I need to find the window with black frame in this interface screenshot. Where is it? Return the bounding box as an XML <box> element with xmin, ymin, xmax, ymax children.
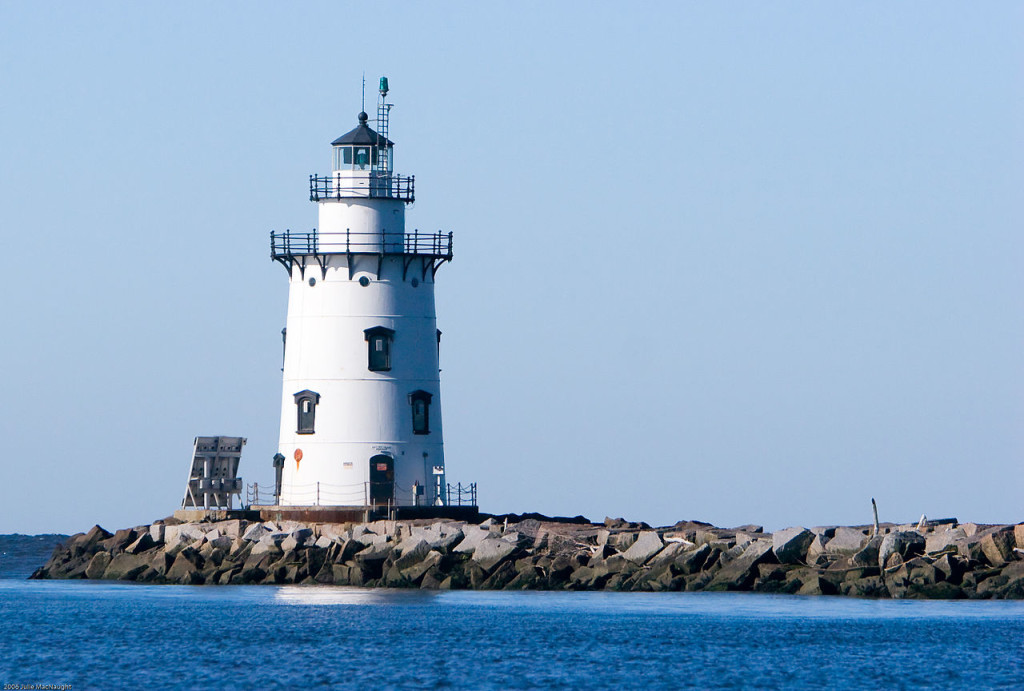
<box><xmin>293</xmin><ymin>390</ymin><xmax>320</xmax><ymax>434</ymax></box>
<box><xmin>409</xmin><ymin>390</ymin><xmax>432</xmax><ymax>435</ymax></box>
<box><xmin>364</xmin><ymin>326</ymin><xmax>395</xmax><ymax>372</ymax></box>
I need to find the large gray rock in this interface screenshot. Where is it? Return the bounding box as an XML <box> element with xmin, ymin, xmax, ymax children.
<box><xmin>850</xmin><ymin>535</ymin><xmax>883</xmax><ymax>567</ymax></box>
<box><xmin>401</xmin><ymin>550</ymin><xmax>442</xmax><ymax>583</ymax></box>
<box><xmin>393</xmin><ymin>539</ymin><xmax>431</xmax><ymax>571</ymax></box>
<box><xmin>251</xmin><ymin>534</ymin><xmax>285</xmax><ymax>557</ymax></box>
<box><xmin>879</xmin><ymin>531</ymin><xmax>925</xmax><ymax>570</ymax></box>
<box><xmin>84</xmin><ymin>552</ymin><xmax>111</xmax><ymax>579</ymax></box>
<box><xmin>825</xmin><ymin>527</ymin><xmax>869</xmax><ymax>555</ymax></box>
<box><xmin>242</xmin><ymin>523</ymin><xmax>273</xmax><ymax>543</ymax></box>
<box><xmin>772</xmin><ymin>527</ymin><xmax>814</xmax><ymax>565</ymax></box>
<box><xmin>925</xmin><ymin>527</ymin><xmax>967</xmax><ymax>554</ymax></box>
<box><xmin>706</xmin><ymin>539</ymin><xmax>775</xmax><ymax>591</ymax></box>
<box><xmin>674</xmin><ymin>544</ymin><xmax>714</xmax><ymax>575</ymax></box>
<box><xmin>208</xmin><ymin>535</ymin><xmax>233</xmax><ymax>552</ymax></box>
<box><xmin>212</xmin><ymin>519</ymin><xmax>246</xmax><ymax>539</ymax></box>
<box><xmin>103</xmin><ymin>553</ymin><xmax>150</xmax><ymax>581</ymax></box>
<box><xmin>453</xmin><ymin>526</ymin><xmax>490</xmax><ymax>554</ymax></box>
<box><xmin>622</xmin><ymin>531</ymin><xmax>664</xmax><ymax>565</ymax></box>
<box><xmin>979</xmin><ymin>527</ymin><xmax>1015</xmax><ymax>566</ymax></box>
<box><xmin>472</xmin><ymin>536</ymin><xmax>517</xmax><ymax>572</ymax></box>
<box><xmin>125</xmin><ymin>533</ymin><xmax>157</xmax><ymax>555</ymax></box>
<box><xmin>165</xmin><ymin>523</ymin><xmax>205</xmax><ymax>547</ymax></box>
<box><xmin>806</xmin><ymin>535</ymin><xmax>830</xmax><ymax>565</ymax></box>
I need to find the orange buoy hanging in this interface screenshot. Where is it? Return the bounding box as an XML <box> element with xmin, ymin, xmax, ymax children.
<box><xmin>294</xmin><ymin>448</ymin><xmax>303</xmax><ymax>470</ymax></box>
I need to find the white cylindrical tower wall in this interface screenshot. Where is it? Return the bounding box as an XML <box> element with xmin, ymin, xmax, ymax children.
<box><xmin>316</xmin><ymin>197</ymin><xmax>406</xmax><ymax>253</ymax></box>
<box><xmin>277</xmin><ymin>252</ymin><xmax>445</xmax><ymax>507</ymax></box>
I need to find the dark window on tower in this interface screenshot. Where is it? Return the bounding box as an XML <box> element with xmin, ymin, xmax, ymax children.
<box><xmin>364</xmin><ymin>326</ymin><xmax>395</xmax><ymax>372</ymax></box>
<box><xmin>293</xmin><ymin>390</ymin><xmax>320</xmax><ymax>434</ymax></box>
<box><xmin>409</xmin><ymin>390</ymin><xmax>432</xmax><ymax>435</ymax></box>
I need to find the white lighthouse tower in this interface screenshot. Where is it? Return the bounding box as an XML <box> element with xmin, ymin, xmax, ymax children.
<box><xmin>270</xmin><ymin>78</ymin><xmax>454</xmax><ymax>516</ymax></box>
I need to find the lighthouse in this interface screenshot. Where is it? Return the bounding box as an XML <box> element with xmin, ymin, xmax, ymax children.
<box><xmin>269</xmin><ymin>78</ymin><xmax>454</xmax><ymax>516</ymax></box>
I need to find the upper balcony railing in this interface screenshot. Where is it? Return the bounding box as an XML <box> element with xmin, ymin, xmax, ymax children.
<box><xmin>309</xmin><ymin>174</ymin><xmax>415</xmax><ymax>203</ymax></box>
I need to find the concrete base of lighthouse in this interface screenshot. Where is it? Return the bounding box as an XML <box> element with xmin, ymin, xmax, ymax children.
<box><xmin>250</xmin><ymin>504</ymin><xmax>479</xmax><ymax>524</ymax></box>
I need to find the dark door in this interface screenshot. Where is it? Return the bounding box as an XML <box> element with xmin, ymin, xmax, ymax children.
<box><xmin>369</xmin><ymin>455</ymin><xmax>394</xmax><ymax>507</ymax></box>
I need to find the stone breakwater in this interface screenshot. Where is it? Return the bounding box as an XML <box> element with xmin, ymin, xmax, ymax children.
<box><xmin>30</xmin><ymin>516</ymin><xmax>1024</xmax><ymax>599</ymax></box>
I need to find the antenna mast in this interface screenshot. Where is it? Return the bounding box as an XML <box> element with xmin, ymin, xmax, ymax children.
<box><xmin>376</xmin><ymin>76</ymin><xmax>392</xmax><ymax>175</ymax></box>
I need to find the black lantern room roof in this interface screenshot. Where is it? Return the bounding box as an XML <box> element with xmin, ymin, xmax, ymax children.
<box><xmin>331</xmin><ymin>112</ymin><xmax>394</xmax><ymax>148</ymax></box>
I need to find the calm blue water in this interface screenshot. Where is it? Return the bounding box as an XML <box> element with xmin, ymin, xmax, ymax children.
<box><xmin>2</xmin><ymin>538</ymin><xmax>1024</xmax><ymax>689</ymax></box>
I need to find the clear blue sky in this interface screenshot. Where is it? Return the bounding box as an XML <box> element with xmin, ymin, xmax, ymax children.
<box><xmin>1</xmin><ymin>3</ymin><xmax>1020</xmax><ymax>534</ymax></box>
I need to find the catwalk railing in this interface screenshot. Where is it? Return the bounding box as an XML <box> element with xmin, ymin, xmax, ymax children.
<box><xmin>270</xmin><ymin>229</ymin><xmax>453</xmax><ymax>259</ymax></box>
<box><xmin>245</xmin><ymin>479</ymin><xmax>476</xmax><ymax>508</ymax></box>
<box><xmin>309</xmin><ymin>174</ymin><xmax>414</xmax><ymax>202</ymax></box>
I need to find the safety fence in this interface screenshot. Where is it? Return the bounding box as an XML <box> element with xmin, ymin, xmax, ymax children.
<box><xmin>245</xmin><ymin>479</ymin><xmax>475</xmax><ymax>508</ymax></box>
<box><xmin>309</xmin><ymin>174</ymin><xmax>414</xmax><ymax>202</ymax></box>
<box><xmin>270</xmin><ymin>228</ymin><xmax>453</xmax><ymax>259</ymax></box>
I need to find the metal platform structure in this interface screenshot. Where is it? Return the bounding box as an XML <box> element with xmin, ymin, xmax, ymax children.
<box><xmin>181</xmin><ymin>436</ymin><xmax>245</xmax><ymax>511</ymax></box>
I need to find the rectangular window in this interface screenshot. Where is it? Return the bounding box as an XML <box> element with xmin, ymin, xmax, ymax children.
<box><xmin>294</xmin><ymin>390</ymin><xmax>320</xmax><ymax>434</ymax></box>
<box><xmin>365</xmin><ymin>327</ymin><xmax>394</xmax><ymax>372</ymax></box>
<box><xmin>409</xmin><ymin>390</ymin><xmax>433</xmax><ymax>435</ymax></box>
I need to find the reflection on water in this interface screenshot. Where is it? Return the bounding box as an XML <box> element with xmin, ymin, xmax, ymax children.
<box><xmin>7</xmin><ymin>579</ymin><xmax>1024</xmax><ymax>621</ymax></box>
<box><xmin>272</xmin><ymin>585</ymin><xmax>440</xmax><ymax>606</ymax></box>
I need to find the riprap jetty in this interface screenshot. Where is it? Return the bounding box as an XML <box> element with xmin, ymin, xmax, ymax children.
<box><xmin>31</xmin><ymin>516</ymin><xmax>1024</xmax><ymax>599</ymax></box>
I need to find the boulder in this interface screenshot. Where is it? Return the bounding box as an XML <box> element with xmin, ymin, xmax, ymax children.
<box><xmin>149</xmin><ymin>523</ymin><xmax>166</xmax><ymax>544</ymax></box>
<box><xmin>472</xmin><ymin>536</ymin><xmax>518</xmax><ymax>572</ymax></box>
<box><xmin>925</xmin><ymin>528</ymin><xmax>967</xmax><ymax>554</ymax></box>
<box><xmin>212</xmin><ymin>520</ymin><xmax>246</xmax><ymax>539</ymax></box>
<box><xmin>825</xmin><ymin>527</ymin><xmax>869</xmax><ymax>555</ymax></box>
<box><xmin>453</xmin><ymin>525</ymin><xmax>491</xmax><ymax>554</ymax></box>
<box><xmin>242</xmin><ymin>523</ymin><xmax>273</xmax><ymax>542</ymax></box>
<box><xmin>208</xmin><ymin>535</ymin><xmax>233</xmax><ymax>552</ymax></box>
<box><xmin>806</xmin><ymin>535</ymin><xmax>830</xmax><ymax>566</ymax></box>
<box><xmin>906</xmin><ymin>582</ymin><xmax>966</xmax><ymax>599</ymax></box>
<box><xmin>401</xmin><ymin>550</ymin><xmax>442</xmax><ymax>583</ymax></box>
<box><xmin>839</xmin><ymin>576</ymin><xmax>888</xmax><ymax>598</ymax></box>
<box><xmin>705</xmin><ymin>540</ymin><xmax>775</xmax><ymax>591</ymax></box>
<box><xmin>569</xmin><ymin>564</ymin><xmax>611</xmax><ymax>590</ymax></box>
<box><xmin>674</xmin><ymin>544</ymin><xmax>713</xmax><ymax>575</ymax></box>
<box><xmin>393</xmin><ymin>539</ymin><xmax>431</xmax><ymax>571</ymax></box>
<box><xmin>979</xmin><ymin>527</ymin><xmax>1015</xmax><ymax>566</ymax></box>
<box><xmin>67</xmin><ymin>525</ymin><xmax>112</xmax><ymax>559</ymax></box>
<box><xmin>336</xmin><ymin>539</ymin><xmax>368</xmax><ymax>563</ymax></box>
<box><xmin>101</xmin><ymin>553</ymin><xmax>150</xmax><ymax>581</ymax></box>
<box><xmin>166</xmin><ymin>550</ymin><xmax>203</xmax><ymax>584</ymax></box>
<box><xmin>125</xmin><ymin>533</ymin><xmax>157</xmax><ymax>555</ymax></box>
<box><xmin>772</xmin><ymin>527</ymin><xmax>814</xmax><ymax>565</ymax></box>
<box><xmin>647</xmin><ymin>542</ymin><xmax>686</xmax><ymax>567</ymax></box>
<box><xmin>621</xmin><ymin>531</ymin><xmax>664</xmax><ymax>565</ymax></box>
<box><xmin>932</xmin><ymin>553</ymin><xmax>967</xmax><ymax>585</ymax></box>
<box><xmin>850</xmin><ymin>536</ymin><xmax>883</xmax><ymax>567</ymax></box>
<box><xmin>879</xmin><ymin>531</ymin><xmax>925</xmax><ymax>571</ymax></box>
<box><xmin>796</xmin><ymin>575</ymin><xmax>838</xmax><ymax>596</ymax></box>
<box><xmin>608</xmin><ymin>532</ymin><xmax>639</xmax><ymax>551</ymax></box>
<box><xmin>84</xmin><ymin>552</ymin><xmax>112</xmax><ymax>579</ymax></box>
<box><xmin>251</xmin><ymin>535</ymin><xmax>284</xmax><ymax>558</ymax></box>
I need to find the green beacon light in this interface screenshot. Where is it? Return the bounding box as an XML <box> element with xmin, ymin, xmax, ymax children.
<box><xmin>379</xmin><ymin>76</ymin><xmax>389</xmax><ymax>97</ymax></box>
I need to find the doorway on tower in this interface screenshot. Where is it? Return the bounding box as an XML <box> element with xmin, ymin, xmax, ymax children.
<box><xmin>368</xmin><ymin>455</ymin><xmax>394</xmax><ymax>509</ymax></box>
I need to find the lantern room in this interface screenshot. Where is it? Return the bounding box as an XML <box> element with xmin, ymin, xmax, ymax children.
<box><xmin>331</xmin><ymin>111</ymin><xmax>395</xmax><ymax>173</ymax></box>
